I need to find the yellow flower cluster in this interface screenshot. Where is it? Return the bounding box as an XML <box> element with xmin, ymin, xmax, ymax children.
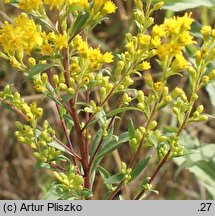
<box><xmin>0</xmin><ymin>14</ymin><xmax>43</xmax><ymax>54</ymax></box>
<box><xmin>47</xmin><ymin>32</ymin><xmax>68</xmax><ymax>50</ymax></box>
<box><xmin>19</xmin><ymin>0</ymin><xmax>43</xmax><ymax>11</ymax></box>
<box><xmin>93</xmin><ymin>0</ymin><xmax>117</xmax><ymax>14</ymax></box>
<box><xmin>5</xmin><ymin>0</ymin><xmax>89</xmax><ymax>10</ymax></box>
<box><xmin>155</xmin><ymin>13</ymin><xmax>194</xmax><ymax>61</ymax></box>
<box><xmin>43</xmin><ymin>0</ymin><xmax>89</xmax><ymax>10</ymax></box>
<box><xmin>0</xmin><ymin>85</ymin><xmax>43</xmax><ymax>126</ymax></box>
<box><xmin>54</xmin><ymin>170</ymin><xmax>84</xmax><ymax>191</ymax></box>
<box><xmin>70</xmin><ymin>35</ymin><xmax>114</xmax><ymax>86</ymax></box>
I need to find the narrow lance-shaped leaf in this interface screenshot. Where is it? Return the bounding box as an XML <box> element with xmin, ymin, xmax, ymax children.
<box><xmin>104</xmin><ymin>173</ymin><xmax>125</xmax><ymax>184</ymax></box>
<box><xmin>107</xmin><ymin>107</ymin><xmax>141</xmax><ymax>117</ymax></box>
<box><xmin>28</xmin><ymin>63</ymin><xmax>57</xmax><ymax>79</ymax></box>
<box><xmin>69</xmin><ymin>11</ymin><xmax>89</xmax><ymax>38</ymax></box>
<box><xmin>130</xmin><ymin>157</ymin><xmax>151</xmax><ymax>182</ymax></box>
<box><xmin>97</xmin><ymin>132</ymin><xmax>129</xmax><ymax>159</ymax></box>
<box><xmin>128</xmin><ymin>118</ymin><xmax>135</xmax><ymax>139</ymax></box>
<box><xmin>91</xmin><ymin>132</ymin><xmax>129</xmax><ymax>174</ymax></box>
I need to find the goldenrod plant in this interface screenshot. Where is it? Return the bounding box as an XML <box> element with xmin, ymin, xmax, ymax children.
<box><xmin>0</xmin><ymin>0</ymin><xmax>215</xmax><ymax>199</ymax></box>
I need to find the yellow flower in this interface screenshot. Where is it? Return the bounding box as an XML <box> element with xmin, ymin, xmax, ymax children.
<box><xmin>0</xmin><ymin>14</ymin><xmax>43</xmax><ymax>54</ymax></box>
<box><xmin>41</xmin><ymin>44</ymin><xmax>53</xmax><ymax>55</ymax></box>
<box><xmin>201</xmin><ymin>25</ymin><xmax>212</xmax><ymax>39</ymax></box>
<box><xmin>150</xmin><ymin>36</ymin><xmax>161</xmax><ymax>47</ymax></box>
<box><xmin>211</xmin><ymin>29</ymin><xmax>215</xmax><ymax>38</ymax></box>
<box><xmin>163</xmin><ymin>12</ymin><xmax>194</xmax><ymax>35</ymax></box>
<box><xmin>179</xmin><ymin>31</ymin><xmax>194</xmax><ymax>46</ymax></box>
<box><xmin>68</xmin><ymin>0</ymin><xmax>89</xmax><ymax>8</ymax></box>
<box><xmin>103</xmin><ymin>52</ymin><xmax>114</xmax><ymax>63</ymax></box>
<box><xmin>152</xmin><ymin>25</ymin><xmax>166</xmax><ymax>37</ymax></box>
<box><xmin>47</xmin><ymin>33</ymin><xmax>68</xmax><ymax>50</ymax></box>
<box><xmin>90</xmin><ymin>62</ymin><xmax>101</xmax><ymax>71</ymax></box>
<box><xmin>19</xmin><ymin>0</ymin><xmax>43</xmax><ymax>11</ymax></box>
<box><xmin>26</xmin><ymin>112</ymin><xmax>34</xmax><ymax>122</ymax></box>
<box><xmin>43</xmin><ymin>0</ymin><xmax>63</xmax><ymax>9</ymax></box>
<box><xmin>102</xmin><ymin>1</ymin><xmax>117</xmax><ymax>14</ymax></box>
<box><xmin>28</xmin><ymin>57</ymin><xmax>36</xmax><ymax>67</ymax></box>
<box><xmin>89</xmin><ymin>48</ymin><xmax>103</xmax><ymax>62</ymax></box>
<box><xmin>54</xmin><ymin>34</ymin><xmax>68</xmax><ymax>50</ymax></box>
<box><xmin>138</xmin><ymin>61</ymin><xmax>151</xmax><ymax>71</ymax></box>
<box><xmin>156</xmin><ymin>45</ymin><xmax>168</xmax><ymax>59</ymax></box>
<box><xmin>139</xmin><ymin>34</ymin><xmax>151</xmax><ymax>47</ymax></box>
<box><xmin>154</xmin><ymin>82</ymin><xmax>163</xmax><ymax>91</ymax></box>
<box><xmin>74</xmin><ymin>36</ymin><xmax>89</xmax><ymax>57</ymax></box>
<box><xmin>172</xmin><ymin>54</ymin><xmax>189</xmax><ymax>70</ymax></box>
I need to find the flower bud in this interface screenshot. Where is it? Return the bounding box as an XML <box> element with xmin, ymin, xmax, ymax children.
<box><xmin>202</xmin><ymin>76</ymin><xmax>209</xmax><ymax>84</ymax></box>
<box><xmin>173</xmin><ymin>107</ymin><xmax>179</xmax><ymax>115</ymax></box>
<box><xmin>26</xmin><ymin>112</ymin><xmax>34</xmax><ymax>122</ymax></box>
<box><xmin>136</xmin><ymin>90</ymin><xmax>144</xmax><ymax>103</ymax></box>
<box><xmin>59</xmin><ymin>83</ymin><xmax>68</xmax><ymax>91</ymax></box>
<box><xmin>134</xmin><ymin>0</ymin><xmax>143</xmax><ymax>10</ymax></box>
<box><xmin>139</xmin><ymin>126</ymin><xmax>146</xmax><ymax>134</ymax></box>
<box><xmin>148</xmin><ymin>120</ymin><xmax>157</xmax><ymax>130</ymax></box>
<box><xmin>67</xmin><ymin>87</ymin><xmax>74</xmax><ymax>95</ymax></box>
<box><xmin>171</xmin><ymin>87</ymin><xmax>183</xmax><ymax>98</ymax></box>
<box><xmin>197</xmin><ymin>105</ymin><xmax>204</xmax><ymax>113</ymax></box>
<box><xmin>33</xmin><ymin>152</ymin><xmax>41</xmax><ymax>160</ymax></box>
<box><xmin>163</xmin><ymin>95</ymin><xmax>172</xmax><ymax>103</ymax></box>
<box><xmin>209</xmin><ymin>70</ymin><xmax>215</xmax><ymax>80</ymax></box>
<box><xmin>137</xmin><ymin>102</ymin><xmax>145</xmax><ymax>111</ymax></box>
<box><xmin>41</xmin><ymin>73</ymin><xmax>48</xmax><ymax>83</ymax></box>
<box><xmin>17</xmin><ymin>136</ymin><xmax>25</xmax><ymax>143</ymax></box>
<box><xmin>152</xmin><ymin>1</ymin><xmax>164</xmax><ymax>11</ymax></box>
<box><xmin>115</xmin><ymin>61</ymin><xmax>125</xmax><ymax>79</ymax></box>
<box><xmin>199</xmin><ymin>115</ymin><xmax>208</xmax><ymax>121</ymax></box>
<box><xmin>28</xmin><ymin>57</ymin><xmax>36</xmax><ymax>67</ymax></box>
<box><xmin>144</xmin><ymin>73</ymin><xmax>153</xmax><ymax>88</ymax></box>
<box><xmin>36</xmin><ymin>107</ymin><xmax>43</xmax><ymax>118</ymax></box>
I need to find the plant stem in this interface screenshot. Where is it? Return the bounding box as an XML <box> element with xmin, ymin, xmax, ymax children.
<box><xmin>47</xmin><ymin>69</ymin><xmax>80</xmax><ymax>173</ymax></box>
<box><xmin>134</xmin><ymin>149</ymin><xmax>171</xmax><ymax>199</ymax></box>
<box><xmin>58</xmin><ymin>13</ymin><xmax>90</xmax><ymax>188</ymax></box>
<box><xmin>85</xmin><ymin>89</ymin><xmax>90</xmax><ymax>160</ymax></box>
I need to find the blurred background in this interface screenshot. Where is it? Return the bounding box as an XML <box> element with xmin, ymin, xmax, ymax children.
<box><xmin>0</xmin><ymin>0</ymin><xmax>215</xmax><ymax>199</ymax></box>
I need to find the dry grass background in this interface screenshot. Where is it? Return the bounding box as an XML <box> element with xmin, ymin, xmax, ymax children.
<box><xmin>0</xmin><ymin>0</ymin><xmax>215</xmax><ymax>200</ymax></box>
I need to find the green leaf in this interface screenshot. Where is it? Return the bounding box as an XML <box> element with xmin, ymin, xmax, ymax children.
<box><xmin>206</xmin><ymin>80</ymin><xmax>215</xmax><ymax>108</ymax></box>
<box><xmin>28</xmin><ymin>64</ymin><xmax>57</xmax><ymax>78</ymax></box>
<box><xmin>90</xmin><ymin>114</ymin><xmax>115</xmax><ymax>157</ymax></box>
<box><xmin>100</xmin><ymin>123</ymin><xmax>115</xmax><ymax>150</ymax></box>
<box><xmin>174</xmin><ymin>132</ymin><xmax>215</xmax><ymax>198</ymax></box>
<box><xmin>90</xmin><ymin>130</ymin><xmax>102</xmax><ymax>156</ymax></box>
<box><xmin>128</xmin><ymin>118</ymin><xmax>135</xmax><ymax>139</ymax></box>
<box><xmin>97</xmin><ymin>132</ymin><xmax>129</xmax><ymax>159</ymax></box>
<box><xmin>42</xmin><ymin>184</ymin><xmax>61</xmax><ymax>200</ymax></box>
<box><xmin>63</xmin><ymin>114</ymin><xmax>74</xmax><ymax>132</ymax></box>
<box><xmin>69</xmin><ymin>11</ymin><xmax>89</xmax><ymax>38</ymax></box>
<box><xmin>61</xmin><ymin>94</ymin><xmax>73</xmax><ymax>103</ymax></box>
<box><xmin>153</xmin><ymin>0</ymin><xmax>215</xmax><ymax>11</ymax></box>
<box><xmin>62</xmin><ymin>5</ymin><xmax>83</xmax><ymax>20</ymax></box>
<box><xmin>104</xmin><ymin>173</ymin><xmax>125</xmax><ymax>184</ymax></box>
<box><xmin>79</xmin><ymin>188</ymin><xmax>93</xmax><ymax>198</ymax></box>
<box><xmin>98</xmin><ymin>166</ymin><xmax>111</xmax><ymax>180</ymax></box>
<box><xmin>130</xmin><ymin>157</ymin><xmax>151</xmax><ymax>182</ymax></box>
<box><xmin>91</xmin><ymin>132</ymin><xmax>129</xmax><ymax>174</ymax></box>
<box><xmin>107</xmin><ymin>107</ymin><xmax>141</xmax><ymax>117</ymax></box>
